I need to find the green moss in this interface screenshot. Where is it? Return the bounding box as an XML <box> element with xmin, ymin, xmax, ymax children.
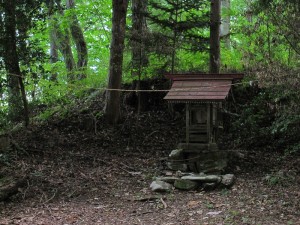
<box><xmin>174</xmin><ymin>179</ymin><xmax>198</xmax><ymax>190</ymax></box>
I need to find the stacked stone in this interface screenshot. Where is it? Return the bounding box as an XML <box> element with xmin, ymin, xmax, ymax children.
<box><xmin>150</xmin><ymin>173</ymin><xmax>235</xmax><ymax>192</ymax></box>
<box><xmin>166</xmin><ymin>149</ymin><xmax>188</xmax><ymax>172</ymax></box>
<box><xmin>150</xmin><ymin>148</ymin><xmax>235</xmax><ymax>192</ymax></box>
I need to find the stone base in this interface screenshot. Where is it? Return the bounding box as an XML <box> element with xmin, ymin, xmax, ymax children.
<box><xmin>177</xmin><ymin>143</ymin><xmax>228</xmax><ymax>173</ymax></box>
<box><xmin>151</xmin><ymin>173</ymin><xmax>236</xmax><ymax>192</ymax></box>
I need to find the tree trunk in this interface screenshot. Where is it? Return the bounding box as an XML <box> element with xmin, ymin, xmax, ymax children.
<box><xmin>66</xmin><ymin>0</ymin><xmax>88</xmax><ymax>79</ymax></box>
<box><xmin>50</xmin><ymin>31</ymin><xmax>59</xmax><ymax>81</ymax></box>
<box><xmin>171</xmin><ymin>11</ymin><xmax>178</xmax><ymax>74</ymax></box>
<box><xmin>220</xmin><ymin>0</ymin><xmax>230</xmax><ymax>48</ymax></box>
<box><xmin>48</xmin><ymin>0</ymin><xmax>59</xmax><ymax>81</ymax></box>
<box><xmin>210</xmin><ymin>0</ymin><xmax>221</xmax><ymax>73</ymax></box>
<box><xmin>3</xmin><ymin>0</ymin><xmax>29</xmax><ymax>126</ymax></box>
<box><xmin>53</xmin><ymin>24</ymin><xmax>76</xmax><ymax>80</ymax></box>
<box><xmin>52</xmin><ymin>0</ymin><xmax>76</xmax><ymax>81</ymax></box>
<box><xmin>105</xmin><ymin>0</ymin><xmax>129</xmax><ymax>124</ymax></box>
<box><xmin>131</xmin><ymin>0</ymin><xmax>148</xmax><ymax>113</ymax></box>
<box><xmin>131</xmin><ymin>0</ymin><xmax>148</xmax><ymax>71</ymax></box>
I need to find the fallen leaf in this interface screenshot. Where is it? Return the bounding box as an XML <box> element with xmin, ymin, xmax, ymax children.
<box><xmin>196</xmin><ymin>210</ymin><xmax>203</xmax><ymax>215</ymax></box>
<box><xmin>187</xmin><ymin>200</ymin><xmax>201</xmax><ymax>208</ymax></box>
<box><xmin>215</xmin><ymin>203</ymin><xmax>226</xmax><ymax>208</ymax></box>
<box><xmin>206</xmin><ymin>211</ymin><xmax>222</xmax><ymax>216</ymax></box>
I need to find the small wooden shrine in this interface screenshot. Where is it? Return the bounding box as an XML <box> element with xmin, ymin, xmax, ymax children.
<box><xmin>164</xmin><ymin>73</ymin><xmax>243</xmax><ymax>173</ymax></box>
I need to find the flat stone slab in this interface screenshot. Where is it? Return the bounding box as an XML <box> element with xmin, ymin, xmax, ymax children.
<box><xmin>174</xmin><ymin>179</ymin><xmax>198</xmax><ymax>190</ymax></box>
<box><xmin>181</xmin><ymin>174</ymin><xmax>221</xmax><ymax>183</ymax></box>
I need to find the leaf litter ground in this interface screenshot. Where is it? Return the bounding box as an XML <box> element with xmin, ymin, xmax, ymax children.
<box><xmin>0</xmin><ymin>99</ymin><xmax>299</xmax><ymax>225</ymax></box>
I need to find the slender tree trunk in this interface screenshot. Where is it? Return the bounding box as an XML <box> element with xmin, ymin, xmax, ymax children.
<box><xmin>105</xmin><ymin>0</ymin><xmax>129</xmax><ymax>124</ymax></box>
<box><xmin>3</xmin><ymin>1</ymin><xmax>20</xmax><ymax>111</ymax></box>
<box><xmin>171</xmin><ymin>0</ymin><xmax>180</xmax><ymax>74</ymax></box>
<box><xmin>50</xmin><ymin>32</ymin><xmax>59</xmax><ymax>81</ymax></box>
<box><xmin>220</xmin><ymin>0</ymin><xmax>230</xmax><ymax>48</ymax></box>
<box><xmin>3</xmin><ymin>0</ymin><xmax>29</xmax><ymax>126</ymax></box>
<box><xmin>48</xmin><ymin>0</ymin><xmax>59</xmax><ymax>81</ymax></box>
<box><xmin>53</xmin><ymin>21</ymin><xmax>76</xmax><ymax>80</ymax></box>
<box><xmin>171</xmin><ymin>15</ymin><xmax>177</xmax><ymax>74</ymax></box>
<box><xmin>18</xmin><ymin>75</ymin><xmax>29</xmax><ymax>126</ymax></box>
<box><xmin>210</xmin><ymin>0</ymin><xmax>221</xmax><ymax>73</ymax></box>
<box><xmin>66</xmin><ymin>0</ymin><xmax>88</xmax><ymax>79</ymax></box>
<box><xmin>52</xmin><ymin>0</ymin><xmax>76</xmax><ymax>81</ymax></box>
<box><xmin>266</xmin><ymin>20</ymin><xmax>272</xmax><ymax>61</ymax></box>
<box><xmin>50</xmin><ymin>36</ymin><xmax>59</xmax><ymax>65</ymax></box>
<box><xmin>131</xmin><ymin>0</ymin><xmax>148</xmax><ymax>70</ymax></box>
<box><xmin>131</xmin><ymin>0</ymin><xmax>148</xmax><ymax>113</ymax></box>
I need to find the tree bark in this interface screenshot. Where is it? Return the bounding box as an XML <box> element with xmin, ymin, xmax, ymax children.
<box><xmin>171</xmin><ymin>3</ymin><xmax>179</xmax><ymax>74</ymax></box>
<box><xmin>210</xmin><ymin>0</ymin><xmax>221</xmax><ymax>73</ymax></box>
<box><xmin>3</xmin><ymin>0</ymin><xmax>29</xmax><ymax>126</ymax></box>
<box><xmin>48</xmin><ymin>0</ymin><xmax>59</xmax><ymax>81</ymax></box>
<box><xmin>50</xmin><ymin>32</ymin><xmax>59</xmax><ymax>81</ymax></box>
<box><xmin>53</xmin><ymin>23</ymin><xmax>76</xmax><ymax>80</ymax></box>
<box><xmin>131</xmin><ymin>0</ymin><xmax>148</xmax><ymax>72</ymax></box>
<box><xmin>52</xmin><ymin>0</ymin><xmax>76</xmax><ymax>81</ymax></box>
<box><xmin>220</xmin><ymin>0</ymin><xmax>230</xmax><ymax>48</ymax></box>
<box><xmin>66</xmin><ymin>0</ymin><xmax>88</xmax><ymax>79</ymax></box>
<box><xmin>105</xmin><ymin>0</ymin><xmax>129</xmax><ymax>124</ymax></box>
<box><xmin>131</xmin><ymin>0</ymin><xmax>148</xmax><ymax>113</ymax></box>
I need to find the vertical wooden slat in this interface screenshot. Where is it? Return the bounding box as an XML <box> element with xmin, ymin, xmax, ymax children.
<box><xmin>214</xmin><ymin>104</ymin><xmax>218</xmax><ymax>142</ymax></box>
<box><xmin>186</xmin><ymin>103</ymin><xmax>190</xmax><ymax>145</ymax></box>
<box><xmin>211</xmin><ymin>103</ymin><xmax>213</xmax><ymax>142</ymax></box>
<box><xmin>207</xmin><ymin>103</ymin><xmax>211</xmax><ymax>143</ymax></box>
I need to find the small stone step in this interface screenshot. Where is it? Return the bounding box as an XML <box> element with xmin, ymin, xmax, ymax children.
<box><xmin>181</xmin><ymin>174</ymin><xmax>221</xmax><ymax>183</ymax></box>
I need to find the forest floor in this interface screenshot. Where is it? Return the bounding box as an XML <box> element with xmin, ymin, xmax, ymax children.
<box><xmin>0</xmin><ymin>93</ymin><xmax>299</xmax><ymax>225</ymax></box>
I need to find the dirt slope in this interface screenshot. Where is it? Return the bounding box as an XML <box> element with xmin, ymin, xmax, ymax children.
<box><xmin>0</xmin><ymin>95</ymin><xmax>299</xmax><ymax>225</ymax></box>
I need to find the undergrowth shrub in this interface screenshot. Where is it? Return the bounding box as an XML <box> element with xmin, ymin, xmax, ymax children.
<box><xmin>225</xmin><ymin>83</ymin><xmax>300</xmax><ymax>155</ymax></box>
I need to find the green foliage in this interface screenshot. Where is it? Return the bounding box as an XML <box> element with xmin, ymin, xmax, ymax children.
<box><xmin>224</xmin><ymin>83</ymin><xmax>300</xmax><ymax>154</ymax></box>
<box><xmin>265</xmin><ymin>170</ymin><xmax>297</xmax><ymax>186</ymax></box>
<box><xmin>0</xmin><ymin>0</ymin><xmax>298</xmax><ymax>157</ymax></box>
<box><xmin>220</xmin><ymin>188</ymin><xmax>229</xmax><ymax>196</ymax></box>
<box><xmin>218</xmin><ymin>0</ymin><xmax>300</xmax><ymax>154</ymax></box>
<box><xmin>176</xmin><ymin>50</ymin><xmax>209</xmax><ymax>72</ymax></box>
<box><xmin>205</xmin><ymin>201</ymin><xmax>214</xmax><ymax>209</ymax></box>
<box><xmin>75</xmin><ymin>0</ymin><xmax>112</xmax><ymax>73</ymax></box>
<box><xmin>144</xmin><ymin>0</ymin><xmax>210</xmax><ymax>72</ymax></box>
<box><xmin>36</xmin><ymin>104</ymin><xmax>69</xmax><ymax>121</ymax></box>
<box><xmin>0</xmin><ymin>107</ymin><xmax>9</xmax><ymax>130</ymax></box>
<box><xmin>266</xmin><ymin>173</ymin><xmax>283</xmax><ymax>186</ymax></box>
<box><xmin>221</xmin><ymin>47</ymin><xmax>243</xmax><ymax>71</ymax></box>
<box><xmin>228</xmin><ymin>88</ymin><xmax>275</xmax><ymax>149</ymax></box>
<box><xmin>271</xmin><ymin>113</ymin><xmax>300</xmax><ymax>154</ymax></box>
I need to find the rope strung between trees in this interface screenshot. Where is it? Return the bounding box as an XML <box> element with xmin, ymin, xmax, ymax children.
<box><xmin>3</xmin><ymin>72</ymin><xmax>256</xmax><ymax>93</ymax></box>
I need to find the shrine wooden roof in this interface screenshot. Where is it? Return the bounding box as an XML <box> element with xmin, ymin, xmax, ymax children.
<box><xmin>164</xmin><ymin>73</ymin><xmax>244</xmax><ymax>103</ymax></box>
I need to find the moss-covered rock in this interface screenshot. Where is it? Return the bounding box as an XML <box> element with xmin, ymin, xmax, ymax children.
<box><xmin>174</xmin><ymin>179</ymin><xmax>198</xmax><ymax>190</ymax></box>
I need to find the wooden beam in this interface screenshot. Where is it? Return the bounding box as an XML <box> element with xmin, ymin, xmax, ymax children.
<box><xmin>186</xmin><ymin>103</ymin><xmax>190</xmax><ymax>145</ymax></box>
<box><xmin>214</xmin><ymin>104</ymin><xmax>218</xmax><ymax>142</ymax></box>
<box><xmin>207</xmin><ymin>103</ymin><xmax>211</xmax><ymax>143</ymax></box>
